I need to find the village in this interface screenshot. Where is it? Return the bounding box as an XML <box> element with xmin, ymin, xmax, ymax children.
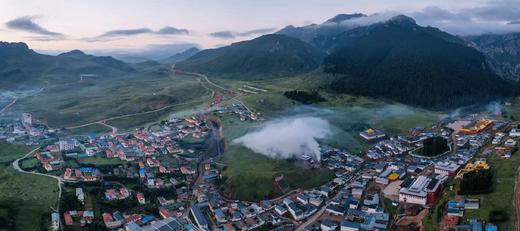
<box><xmin>0</xmin><ymin>102</ymin><xmax>517</xmax><ymax>231</ymax></box>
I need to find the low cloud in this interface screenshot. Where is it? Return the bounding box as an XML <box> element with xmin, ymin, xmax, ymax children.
<box><xmin>408</xmin><ymin>1</ymin><xmax>520</xmax><ymax>35</ymax></box>
<box><xmin>210</xmin><ymin>27</ymin><xmax>277</xmax><ymax>39</ymax></box>
<box><xmin>5</xmin><ymin>16</ymin><xmax>65</xmax><ymax>40</ymax></box>
<box><xmin>210</xmin><ymin>31</ymin><xmax>236</xmax><ymax>39</ymax></box>
<box><xmin>86</xmin><ymin>26</ymin><xmax>189</xmax><ymax>42</ymax></box>
<box><xmin>100</xmin><ymin>28</ymin><xmax>153</xmax><ymax>37</ymax></box>
<box><xmin>317</xmin><ymin>1</ymin><xmax>520</xmax><ymax>35</ymax></box>
<box><xmin>157</xmin><ymin>26</ymin><xmax>189</xmax><ymax>35</ymax></box>
<box><xmin>233</xmin><ymin>117</ymin><xmax>332</xmax><ymax>161</ymax></box>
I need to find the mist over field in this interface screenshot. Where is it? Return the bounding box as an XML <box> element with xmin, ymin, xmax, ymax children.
<box><xmin>233</xmin><ymin>116</ymin><xmax>332</xmax><ymax>161</ymax></box>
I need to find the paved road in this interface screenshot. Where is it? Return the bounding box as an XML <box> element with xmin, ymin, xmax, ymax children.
<box><xmin>175</xmin><ymin>69</ymin><xmax>253</xmax><ymax>113</ymax></box>
<box><xmin>513</xmin><ymin>166</ymin><xmax>520</xmax><ymax>231</ymax></box>
<box><xmin>0</xmin><ymin>97</ymin><xmax>17</xmax><ymax>114</ymax></box>
<box><xmin>65</xmin><ymin>101</ymin><xmax>197</xmax><ymax>130</ymax></box>
<box><xmin>12</xmin><ymin>147</ymin><xmax>75</xmax><ymax>231</ymax></box>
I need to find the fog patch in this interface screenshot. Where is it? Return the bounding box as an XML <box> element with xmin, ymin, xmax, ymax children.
<box><xmin>233</xmin><ymin>117</ymin><xmax>332</xmax><ymax>161</ymax></box>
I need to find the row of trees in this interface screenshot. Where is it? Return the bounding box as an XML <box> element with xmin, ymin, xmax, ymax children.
<box><xmin>459</xmin><ymin>169</ymin><xmax>494</xmax><ymax>195</ymax></box>
<box><xmin>283</xmin><ymin>90</ymin><xmax>325</xmax><ymax>104</ymax></box>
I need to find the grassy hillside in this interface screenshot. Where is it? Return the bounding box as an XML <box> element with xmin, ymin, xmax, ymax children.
<box><xmin>11</xmin><ymin>71</ymin><xmax>210</xmax><ymax>129</ymax></box>
<box><xmin>176</xmin><ymin>34</ymin><xmax>326</xmax><ymax>79</ymax></box>
<box><xmin>0</xmin><ymin>142</ymin><xmax>57</xmax><ymax>231</ymax></box>
<box><xmin>0</xmin><ymin>42</ymin><xmax>135</xmax><ymax>90</ymax></box>
<box><xmin>321</xmin><ymin>15</ymin><xmax>515</xmax><ymax>108</ymax></box>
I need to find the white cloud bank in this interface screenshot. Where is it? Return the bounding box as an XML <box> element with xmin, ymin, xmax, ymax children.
<box><xmin>233</xmin><ymin>117</ymin><xmax>332</xmax><ymax>161</ymax></box>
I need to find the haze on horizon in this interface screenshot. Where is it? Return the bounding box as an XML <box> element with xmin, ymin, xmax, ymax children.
<box><xmin>1</xmin><ymin>0</ymin><xmax>519</xmax><ymax>54</ymax></box>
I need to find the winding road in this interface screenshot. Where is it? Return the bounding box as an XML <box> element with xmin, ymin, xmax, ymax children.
<box><xmin>513</xmin><ymin>166</ymin><xmax>520</xmax><ymax>231</ymax></box>
<box><xmin>64</xmin><ymin>101</ymin><xmax>198</xmax><ymax>130</ymax></box>
<box><xmin>0</xmin><ymin>97</ymin><xmax>17</xmax><ymax>114</ymax></box>
<box><xmin>12</xmin><ymin>147</ymin><xmax>77</xmax><ymax>231</ymax></box>
<box><xmin>174</xmin><ymin>69</ymin><xmax>253</xmax><ymax>113</ymax></box>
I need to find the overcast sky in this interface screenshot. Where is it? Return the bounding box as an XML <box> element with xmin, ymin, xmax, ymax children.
<box><xmin>1</xmin><ymin>0</ymin><xmax>519</xmax><ymax>52</ymax></box>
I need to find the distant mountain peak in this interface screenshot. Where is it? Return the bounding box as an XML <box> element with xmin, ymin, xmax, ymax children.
<box><xmin>325</xmin><ymin>13</ymin><xmax>366</xmax><ymax>24</ymax></box>
<box><xmin>58</xmin><ymin>49</ymin><xmax>87</xmax><ymax>57</ymax></box>
<box><xmin>0</xmin><ymin>41</ymin><xmax>29</xmax><ymax>50</ymax></box>
<box><xmin>387</xmin><ymin>15</ymin><xmax>416</xmax><ymax>26</ymax></box>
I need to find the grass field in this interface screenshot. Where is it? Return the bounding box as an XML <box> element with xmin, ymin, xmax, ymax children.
<box><xmin>0</xmin><ymin>167</ymin><xmax>58</xmax><ymax>231</ymax></box>
<box><xmin>11</xmin><ymin>71</ymin><xmax>210</xmax><ymax>129</ymax></box>
<box><xmin>461</xmin><ymin>151</ymin><xmax>520</xmax><ymax>230</ymax></box>
<box><xmin>221</xmin><ymin>145</ymin><xmax>334</xmax><ymax>201</ymax></box>
<box><xmin>78</xmin><ymin>156</ymin><xmax>123</xmax><ymax>166</ymax></box>
<box><xmin>215</xmin><ymin>77</ymin><xmax>440</xmax><ymax>201</ymax></box>
<box><xmin>422</xmin><ymin>148</ymin><xmax>520</xmax><ymax>231</ymax></box>
<box><xmin>0</xmin><ymin>143</ymin><xmax>57</xmax><ymax>231</ymax></box>
<box><xmin>66</xmin><ymin>123</ymin><xmax>112</xmax><ymax>135</ymax></box>
<box><xmin>0</xmin><ymin>142</ymin><xmax>32</xmax><ymax>163</ymax></box>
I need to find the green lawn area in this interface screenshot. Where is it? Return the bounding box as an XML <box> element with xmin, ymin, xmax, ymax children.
<box><xmin>221</xmin><ymin>145</ymin><xmax>334</xmax><ymax>201</ymax></box>
<box><xmin>78</xmin><ymin>156</ymin><xmax>123</xmax><ymax>166</ymax></box>
<box><xmin>461</xmin><ymin>151</ymin><xmax>520</xmax><ymax>230</ymax></box>
<box><xmin>506</xmin><ymin>97</ymin><xmax>520</xmax><ymax>120</ymax></box>
<box><xmin>422</xmin><ymin>180</ymin><xmax>458</xmax><ymax>231</ymax></box>
<box><xmin>0</xmin><ymin>166</ymin><xmax>58</xmax><ymax>231</ymax></box>
<box><xmin>20</xmin><ymin>157</ymin><xmax>39</xmax><ymax>170</ymax></box>
<box><xmin>0</xmin><ymin>142</ymin><xmax>32</xmax><ymax>163</ymax></box>
<box><xmin>383</xmin><ymin>198</ymin><xmax>397</xmax><ymax>216</ymax></box>
<box><xmin>66</xmin><ymin>123</ymin><xmax>112</xmax><ymax>135</ymax></box>
<box><xmin>12</xmin><ymin>72</ymin><xmax>210</xmax><ymax>129</ymax></box>
<box><xmin>422</xmin><ymin>148</ymin><xmax>520</xmax><ymax>231</ymax></box>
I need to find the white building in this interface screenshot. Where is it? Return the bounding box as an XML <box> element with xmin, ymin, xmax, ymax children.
<box><xmin>399</xmin><ymin>175</ymin><xmax>443</xmax><ymax>206</ymax></box>
<box><xmin>434</xmin><ymin>161</ymin><xmax>460</xmax><ymax>176</ymax></box>
<box><xmin>58</xmin><ymin>139</ymin><xmax>79</xmax><ymax>151</ymax></box>
<box><xmin>22</xmin><ymin>113</ymin><xmax>32</xmax><ymax>125</ymax></box>
<box><xmin>510</xmin><ymin>128</ymin><xmax>520</xmax><ymax>137</ymax></box>
<box><xmin>51</xmin><ymin>212</ymin><xmax>60</xmax><ymax>231</ymax></box>
<box><xmin>76</xmin><ymin>188</ymin><xmax>85</xmax><ymax>204</ymax></box>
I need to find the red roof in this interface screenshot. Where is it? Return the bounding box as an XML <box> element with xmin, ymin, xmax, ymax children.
<box><xmin>102</xmin><ymin>212</ymin><xmax>113</xmax><ymax>222</ymax></box>
<box><xmin>159</xmin><ymin>208</ymin><xmax>171</xmax><ymax>219</ymax></box>
<box><xmin>64</xmin><ymin>212</ymin><xmax>73</xmax><ymax>225</ymax></box>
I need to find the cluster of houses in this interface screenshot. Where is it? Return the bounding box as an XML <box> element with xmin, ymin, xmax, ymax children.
<box><xmin>0</xmin><ymin>113</ymin><xmax>54</xmax><ymax>145</ymax></box>
<box><xmin>62</xmin><ymin>187</ymin><xmax>95</xmax><ymax>227</ymax></box>
<box><xmin>214</xmin><ymin>104</ymin><xmax>262</xmax><ymax>121</ymax></box>
<box><xmin>6</xmin><ymin>106</ymin><xmax>517</xmax><ymax>231</ymax></box>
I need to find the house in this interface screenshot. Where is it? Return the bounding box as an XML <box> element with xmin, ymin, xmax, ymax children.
<box><xmin>76</xmin><ymin>188</ymin><xmax>85</xmax><ymax>204</ymax></box>
<box><xmin>285</xmin><ymin>201</ymin><xmax>304</xmax><ymax>220</ymax></box>
<box><xmin>140</xmin><ymin>217</ymin><xmax>184</xmax><ymax>231</ymax></box>
<box><xmin>434</xmin><ymin>161</ymin><xmax>460</xmax><ymax>176</ymax></box>
<box><xmin>58</xmin><ymin>139</ymin><xmax>79</xmax><ymax>151</ymax></box>
<box><xmin>214</xmin><ymin>208</ymin><xmax>227</xmax><ymax>223</ymax></box>
<box><xmin>447</xmin><ymin>207</ymin><xmax>464</xmax><ymax>217</ymax></box>
<box><xmin>326</xmin><ymin>205</ymin><xmax>345</xmax><ymax>216</ymax></box>
<box><xmin>320</xmin><ymin>220</ymin><xmax>338</xmax><ymax>231</ymax></box>
<box><xmin>159</xmin><ymin>208</ymin><xmax>171</xmax><ymax>219</ymax></box>
<box><xmin>136</xmin><ymin>192</ymin><xmax>145</xmax><ymax>204</ymax></box>
<box><xmin>510</xmin><ymin>128</ymin><xmax>520</xmax><ymax>137</ymax></box>
<box><xmin>359</xmin><ymin>128</ymin><xmax>386</xmax><ymax>141</ymax></box>
<box><xmin>51</xmin><ymin>212</ymin><xmax>60</xmax><ymax>231</ymax></box>
<box><xmin>297</xmin><ymin>194</ymin><xmax>310</xmax><ymax>205</ymax></box>
<box><xmin>341</xmin><ymin>220</ymin><xmax>360</xmax><ymax>231</ymax></box>
<box><xmin>191</xmin><ymin>204</ymin><xmax>209</xmax><ymax>230</ymax></box>
<box><xmin>63</xmin><ymin>212</ymin><xmax>73</xmax><ymax>225</ymax></box>
<box><xmin>399</xmin><ymin>175</ymin><xmax>444</xmax><ymax>206</ymax></box>
<box><xmin>275</xmin><ymin>205</ymin><xmax>287</xmax><ymax>215</ymax></box>
<box><xmin>505</xmin><ymin>139</ymin><xmax>517</xmax><ymax>147</ymax></box>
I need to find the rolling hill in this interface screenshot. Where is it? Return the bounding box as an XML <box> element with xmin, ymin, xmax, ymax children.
<box><xmin>0</xmin><ymin>42</ymin><xmax>135</xmax><ymax>89</ymax></box>
<box><xmin>160</xmin><ymin>47</ymin><xmax>200</xmax><ymax>64</ymax></box>
<box><xmin>176</xmin><ymin>34</ymin><xmax>326</xmax><ymax>78</ymax></box>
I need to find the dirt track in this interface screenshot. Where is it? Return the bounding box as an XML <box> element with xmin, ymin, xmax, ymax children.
<box><xmin>513</xmin><ymin>166</ymin><xmax>520</xmax><ymax>231</ymax></box>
